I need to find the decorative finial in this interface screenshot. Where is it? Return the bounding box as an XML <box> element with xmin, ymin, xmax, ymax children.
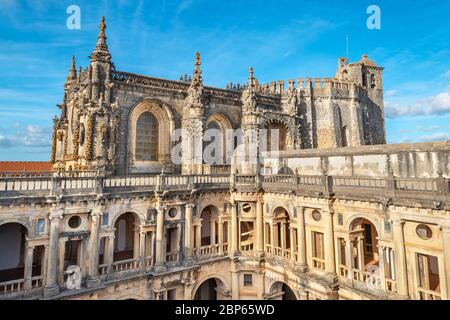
<box><xmin>191</xmin><ymin>51</ymin><xmax>202</xmax><ymax>85</ymax></box>
<box><xmin>66</xmin><ymin>55</ymin><xmax>77</xmax><ymax>82</ymax></box>
<box><xmin>90</xmin><ymin>16</ymin><xmax>111</xmax><ymax>62</ymax></box>
<box><xmin>100</xmin><ymin>16</ymin><xmax>106</xmax><ymax>34</ymax></box>
<box><xmin>195</xmin><ymin>51</ymin><xmax>201</xmax><ymax>67</ymax></box>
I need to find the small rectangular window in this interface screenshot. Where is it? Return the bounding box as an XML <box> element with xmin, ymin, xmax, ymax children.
<box><xmin>243</xmin><ymin>274</ymin><xmax>253</xmax><ymax>287</ymax></box>
<box><xmin>384</xmin><ymin>219</ymin><xmax>392</xmax><ymax>234</ymax></box>
<box><xmin>36</xmin><ymin>218</ymin><xmax>45</xmax><ymax>234</ymax></box>
<box><xmin>102</xmin><ymin>213</ymin><xmax>109</xmax><ymax>226</ymax></box>
<box><xmin>338</xmin><ymin>213</ymin><xmax>343</xmax><ymax>226</ymax></box>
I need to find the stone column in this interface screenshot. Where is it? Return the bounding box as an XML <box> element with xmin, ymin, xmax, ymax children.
<box><xmin>196</xmin><ymin>224</ymin><xmax>202</xmax><ymax>249</ymax></box>
<box><xmin>280</xmin><ymin>222</ymin><xmax>286</xmax><ymax>249</ymax></box>
<box><xmin>256</xmin><ymin>199</ymin><xmax>264</xmax><ymax>255</ymax></box>
<box><xmin>290</xmin><ymin>227</ymin><xmax>296</xmax><ymax>262</ymax></box>
<box><xmin>271</xmin><ymin>222</ymin><xmax>277</xmax><ymax>248</ymax></box>
<box><xmin>155</xmin><ymin>205</ymin><xmax>166</xmax><ymax>271</ymax></box>
<box><xmin>357</xmin><ymin>236</ymin><xmax>364</xmax><ymax>270</ymax></box>
<box><xmin>440</xmin><ymin>226</ymin><xmax>450</xmax><ymax>300</ymax></box>
<box><xmin>184</xmin><ymin>204</ymin><xmax>194</xmax><ymax>259</ymax></box>
<box><xmin>345</xmin><ymin>238</ymin><xmax>353</xmax><ymax>280</ymax></box>
<box><xmin>227</xmin><ymin>220</ymin><xmax>232</xmax><ymax>253</ymax></box>
<box><xmin>210</xmin><ymin>219</ymin><xmax>216</xmax><ymax>245</ymax></box>
<box><xmin>324</xmin><ymin>210</ymin><xmax>336</xmax><ymax>274</ymax></box>
<box><xmin>23</xmin><ymin>245</ymin><xmax>35</xmax><ymax>290</ymax></box>
<box><xmin>231</xmin><ymin>270</ymin><xmax>240</xmax><ymax>300</ymax></box>
<box><xmin>106</xmin><ymin>234</ymin><xmax>115</xmax><ymax>275</ymax></box>
<box><xmin>139</xmin><ymin>231</ymin><xmax>146</xmax><ymax>270</ymax></box>
<box><xmin>44</xmin><ymin>208</ymin><xmax>62</xmax><ymax>297</ymax></box>
<box><xmin>392</xmin><ymin>218</ymin><xmax>409</xmax><ymax>298</ymax></box>
<box><xmin>378</xmin><ymin>245</ymin><xmax>387</xmax><ymax>291</ymax></box>
<box><xmin>87</xmin><ymin>209</ymin><xmax>101</xmax><ymax>287</ymax></box>
<box><xmin>297</xmin><ymin>207</ymin><xmax>307</xmax><ymax>266</ymax></box>
<box><xmin>231</xmin><ymin>202</ymin><xmax>239</xmax><ymax>255</ymax></box>
<box><xmin>218</xmin><ymin>219</ymin><xmax>224</xmax><ymax>255</ymax></box>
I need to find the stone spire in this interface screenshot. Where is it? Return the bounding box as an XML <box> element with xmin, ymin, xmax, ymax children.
<box><xmin>191</xmin><ymin>51</ymin><xmax>202</xmax><ymax>87</ymax></box>
<box><xmin>90</xmin><ymin>16</ymin><xmax>111</xmax><ymax>63</ymax></box>
<box><xmin>184</xmin><ymin>51</ymin><xmax>204</xmax><ymax>116</ymax></box>
<box><xmin>66</xmin><ymin>55</ymin><xmax>77</xmax><ymax>82</ymax></box>
<box><xmin>242</xmin><ymin>67</ymin><xmax>257</xmax><ymax>114</ymax></box>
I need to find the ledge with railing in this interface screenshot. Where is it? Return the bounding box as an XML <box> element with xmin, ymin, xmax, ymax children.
<box><xmin>194</xmin><ymin>244</ymin><xmax>220</xmax><ymax>258</ymax></box>
<box><xmin>0</xmin><ymin>173</ymin><xmax>231</xmax><ymax>198</ymax></box>
<box><xmin>417</xmin><ymin>287</ymin><xmax>441</xmax><ymax>300</ymax></box>
<box><xmin>112</xmin><ymin>258</ymin><xmax>141</xmax><ymax>273</ymax></box>
<box><xmin>265</xmin><ymin>244</ymin><xmax>292</xmax><ymax>260</ymax></box>
<box><xmin>312</xmin><ymin>257</ymin><xmax>326</xmax><ymax>271</ymax></box>
<box><xmin>258</xmin><ymin>173</ymin><xmax>450</xmax><ymax>205</ymax></box>
<box><xmin>0</xmin><ymin>275</ymin><xmax>44</xmax><ymax>297</ymax></box>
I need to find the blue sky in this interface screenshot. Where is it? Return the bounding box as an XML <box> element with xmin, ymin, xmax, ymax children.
<box><xmin>0</xmin><ymin>0</ymin><xmax>449</xmax><ymax>161</ymax></box>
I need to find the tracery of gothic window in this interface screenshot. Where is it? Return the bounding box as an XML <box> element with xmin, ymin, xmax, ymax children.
<box><xmin>135</xmin><ymin>112</ymin><xmax>159</xmax><ymax>161</ymax></box>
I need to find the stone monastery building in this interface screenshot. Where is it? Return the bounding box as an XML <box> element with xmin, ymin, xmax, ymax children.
<box><xmin>0</xmin><ymin>17</ymin><xmax>449</xmax><ymax>300</ymax></box>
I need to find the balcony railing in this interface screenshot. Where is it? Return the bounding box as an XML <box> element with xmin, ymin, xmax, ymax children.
<box><xmin>385</xmin><ymin>278</ymin><xmax>397</xmax><ymax>293</ymax></box>
<box><xmin>195</xmin><ymin>244</ymin><xmax>220</xmax><ymax>258</ymax></box>
<box><xmin>112</xmin><ymin>258</ymin><xmax>141</xmax><ymax>272</ymax></box>
<box><xmin>266</xmin><ymin>245</ymin><xmax>292</xmax><ymax>260</ymax></box>
<box><xmin>352</xmin><ymin>268</ymin><xmax>382</xmax><ymax>289</ymax></box>
<box><xmin>312</xmin><ymin>257</ymin><xmax>326</xmax><ymax>270</ymax></box>
<box><xmin>0</xmin><ymin>279</ymin><xmax>24</xmax><ymax>295</ymax></box>
<box><xmin>418</xmin><ymin>287</ymin><xmax>441</xmax><ymax>300</ymax></box>
<box><xmin>166</xmin><ymin>251</ymin><xmax>179</xmax><ymax>263</ymax></box>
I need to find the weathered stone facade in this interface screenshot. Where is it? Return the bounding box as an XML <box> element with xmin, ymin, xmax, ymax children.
<box><xmin>51</xmin><ymin>18</ymin><xmax>385</xmax><ymax>176</ymax></box>
<box><xmin>0</xmin><ymin>18</ymin><xmax>448</xmax><ymax>301</ymax></box>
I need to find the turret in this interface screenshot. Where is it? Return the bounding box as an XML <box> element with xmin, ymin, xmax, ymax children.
<box><xmin>89</xmin><ymin>16</ymin><xmax>112</xmax><ymax>101</ymax></box>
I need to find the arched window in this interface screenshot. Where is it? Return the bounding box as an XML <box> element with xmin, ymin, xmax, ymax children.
<box><xmin>370</xmin><ymin>74</ymin><xmax>376</xmax><ymax>88</ymax></box>
<box><xmin>266</xmin><ymin>122</ymin><xmax>288</xmax><ymax>152</ymax></box>
<box><xmin>206</xmin><ymin>121</ymin><xmax>221</xmax><ymax>161</ymax></box>
<box><xmin>135</xmin><ymin>112</ymin><xmax>158</xmax><ymax>161</ymax></box>
<box><xmin>341</xmin><ymin>126</ymin><xmax>349</xmax><ymax>147</ymax></box>
<box><xmin>342</xmin><ymin>70</ymin><xmax>348</xmax><ymax>81</ymax></box>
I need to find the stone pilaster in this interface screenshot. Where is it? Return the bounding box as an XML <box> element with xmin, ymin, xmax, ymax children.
<box><xmin>324</xmin><ymin>210</ymin><xmax>336</xmax><ymax>274</ymax></box>
<box><xmin>392</xmin><ymin>218</ymin><xmax>409</xmax><ymax>298</ymax></box>
<box><xmin>155</xmin><ymin>205</ymin><xmax>167</xmax><ymax>272</ymax></box>
<box><xmin>184</xmin><ymin>204</ymin><xmax>194</xmax><ymax>261</ymax></box>
<box><xmin>256</xmin><ymin>198</ymin><xmax>264</xmax><ymax>255</ymax></box>
<box><xmin>44</xmin><ymin>206</ymin><xmax>62</xmax><ymax>298</ymax></box>
<box><xmin>297</xmin><ymin>207</ymin><xmax>307</xmax><ymax>267</ymax></box>
<box><xmin>87</xmin><ymin>208</ymin><xmax>102</xmax><ymax>288</ymax></box>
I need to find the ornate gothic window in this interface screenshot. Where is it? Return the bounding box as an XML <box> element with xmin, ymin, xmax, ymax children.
<box><xmin>135</xmin><ymin>112</ymin><xmax>159</xmax><ymax>161</ymax></box>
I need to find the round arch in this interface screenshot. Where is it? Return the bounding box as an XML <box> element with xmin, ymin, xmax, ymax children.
<box><xmin>192</xmin><ymin>274</ymin><xmax>229</xmax><ymax>300</ymax></box>
<box><xmin>112</xmin><ymin>212</ymin><xmax>141</xmax><ymax>262</ymax></box>
<box><xmin>262</xmin><ymin>119</ymin><xmax>292</xmax><ymax>152</ymax></box>
<box><xmin>128</xmin><ymin>97</ymin><xmax>175</xmax><ymax>164</ymax></box>
<box><xmin>271</xmin><ymin>206</ymin><xmax>294</xmax><ymax>220</ymax></box>
<box><xmin>0</xmin><ymin>222</ymin><xmax>29</xmax><ymax>283</ymax></box>
<box><xmin>205</xmin><ymin>112</ymin><xmax>233</xmax><ymax>132</ymax></box>
<box><xmin>0</xmin><ymin>218</ymin><xmax>32</xmax><ymax>236</ymax></box>
<box><xmin>268</xmin><ymin>281</ymin><xmax>298</xmax><ymax>300</ymax></box>
<box><xmin>110</xmin><ymin>211</ymin><xmax>143</xmax><ymax>229</ymax></box>
<box><xmin>205</xmin><ymin>113</ymin><xmax>233</xmax><ymax>164</ymax></box>
<box><xmin>345</xmin><ymin>214</ymin><xmax>380</xmax><ymax>235</ymax></box>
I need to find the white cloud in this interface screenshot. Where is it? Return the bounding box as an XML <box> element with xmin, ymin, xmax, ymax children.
<box><xmin>385</xmin><ymin>88</ymin><xmax>450</xmax><ymax>118</ymax></box>
<box><xmin>420</xmin><ymin>132</ymin><xmax>450</xmax><ymax>142</ymax></box>
<box><xmin>385</xmin><ymin>89</ymin><xmax>397</xmax><ymax>97</ymax></box>
<box><xmin>0</xmin><ymin>124</ymin><xmax>51</xmax><ymax>149</ymax></box>
<box><xmin>417</xmin><ymin>125</ymin><xmax>441</xmax><ymax>132</ymax></box>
